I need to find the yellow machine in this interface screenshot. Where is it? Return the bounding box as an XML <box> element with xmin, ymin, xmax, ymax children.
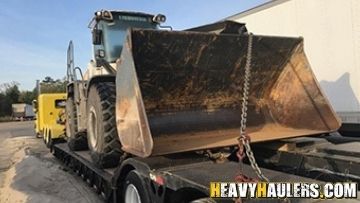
<box><xmin>33</xmin><ymin>93</ymin><xmax>67</xmax><ymax>148</ymax></box>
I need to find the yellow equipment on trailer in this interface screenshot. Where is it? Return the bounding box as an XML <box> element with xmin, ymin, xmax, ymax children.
<box><xmin>33</xmin><ymin>93</ymin><xmax>67</xmax><ymax>148</ymax></box>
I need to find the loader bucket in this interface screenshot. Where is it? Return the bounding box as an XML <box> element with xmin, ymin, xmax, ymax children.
<box><xmin>116</xmin><ymin>29</ymin><xmax>340</xmax><ymax>157</ymax></box>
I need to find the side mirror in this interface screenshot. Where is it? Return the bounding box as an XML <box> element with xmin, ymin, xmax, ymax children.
<box><xmin>92</xmin><ymin>29</ymin><xmax>102</xmax><ymax>45</ymax></box>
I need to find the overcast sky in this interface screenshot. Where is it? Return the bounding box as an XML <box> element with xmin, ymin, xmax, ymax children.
<box><xmin>0</xmin><ymin>0</ymin><xmax>268</xmax><ymax>90</ymax></box>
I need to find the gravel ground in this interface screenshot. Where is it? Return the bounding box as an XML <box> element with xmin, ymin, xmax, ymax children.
<box><xmin>0</xmin><ymin>121</ymin><xmax>102</xmax><ymax>203</ymax></box>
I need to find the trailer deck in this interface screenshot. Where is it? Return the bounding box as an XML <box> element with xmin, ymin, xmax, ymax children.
<box><xmin>51</xmin><ymin>134</ymin><xmax>360</xmax><ymax>202</ymax></box>
<box><xmin>252</xmin><ymin>133</ymin><xmax>360</xmax><ymax>183</ymax></box>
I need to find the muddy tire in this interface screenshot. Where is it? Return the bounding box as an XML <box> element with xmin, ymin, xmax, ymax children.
<box><xmin>66</xmin><ymin>96</ymin><xmax>88</xmax><ymax>151</ymax></box>
<box><xmin>87</xmin><ymin>82</ymin><xmax>122</xmax><ymax>168</ymax></box>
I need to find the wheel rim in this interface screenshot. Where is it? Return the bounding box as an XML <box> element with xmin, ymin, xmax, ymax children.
<box><xmin>88</xmin><ymin>106</ymin><xmax>101</xmax><ymax>152</ymax></box>
<box><xmin>125</xmin><ymin>184</ymin><xmax>141</xmax><ymax>203</ymax></box>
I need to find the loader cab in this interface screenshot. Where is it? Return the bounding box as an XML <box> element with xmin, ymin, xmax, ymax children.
<box><xmin>90</xmin><ymin>10</ymin><xmax>164</xmax><ymax>65</ymax></box>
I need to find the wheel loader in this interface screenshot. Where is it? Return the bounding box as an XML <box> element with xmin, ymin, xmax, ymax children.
<box><xmin>65</xmin><ymin>10</ymin><xmax>340</xmax><ymax>171</ymax></box>
<box><xmin>56</xmin><ymin>9</ymin><xmax>347</xmax><ymax>202</ymax></box>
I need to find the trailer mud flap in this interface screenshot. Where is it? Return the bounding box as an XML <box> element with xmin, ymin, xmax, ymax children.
<box><xmin>115</xmin><ymin>29</ymin><xmax>340</xmax><ymax>157</ymax></box>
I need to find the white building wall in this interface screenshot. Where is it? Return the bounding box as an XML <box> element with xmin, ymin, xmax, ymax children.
<box><xmin>229</xmin><ymin>0</ymin><xmax>360</xmax><ymax>121</ymax></box>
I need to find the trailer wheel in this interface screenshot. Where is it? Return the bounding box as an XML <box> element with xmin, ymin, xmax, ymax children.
<box><xmin>87</xmin><ymin>82</ymin><xmax>122</xmax><ymax>168</ymax></box>
<box><xmin>123</xmin><ymin>171</ymin><xmax>150</xmax><ymax>203</ymax></box>
<box><xmin>42</xmin><ymin>130</ymin><xmax>46</xmax><ymax>144</ymax></box>
<box><xmin>46</xmin><ymin>132</ymin><xmax>55</xmax><ymax>152</ymax></box>
<box><xmin>36</xmin><ymin>133</ymin><xmax>41</xmax><ymax>138</ymax></box>
<box><xmin>46</xmin><ymin>131</ymin><xmax>52</xmax><ymax>148</ymax></box>
<box><xmin>67</xmin><ymin>97</ymin><xmax>88</xmax><ymax>151</ymax></box>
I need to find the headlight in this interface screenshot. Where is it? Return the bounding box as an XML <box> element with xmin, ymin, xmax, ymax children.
<box><xmin>153</xmin><ymin>14</ymin><xmax>166</xmax><ymax>24</ymax></box>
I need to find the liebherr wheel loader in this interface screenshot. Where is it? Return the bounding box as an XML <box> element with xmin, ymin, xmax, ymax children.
<box><xmin>65</xmin><ymin>10</ymin><xmax>340</xmax><ymax>170</ymax></box>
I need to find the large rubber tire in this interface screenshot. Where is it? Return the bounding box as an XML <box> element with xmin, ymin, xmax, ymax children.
<box><xmin>87</xmin><ymin>82</ymin><xmax>122</xmax><ymax>168</ymax></box>
<box><xmin>66</xmin><ymin>96</ymin><xmax>88</xmax><ymax>151</ymax></box>
<box><xmin>122</xmin><ymin>171</ymin><xmax>151</xmax><ymax>203</ymax></box>
<box><xmin>46</xmin><ymin>131</ymin><xmax>55</xmax><ymax>153</ymax></box>
<box><xmin>46</xmin><ymin>131</ymin><xmax>52</xmax><ymax>148</ymax></box>
<box><xmin>42</xmin><ymin>129</ymin><xmax>47</xmax><ymax>144</ymax></box>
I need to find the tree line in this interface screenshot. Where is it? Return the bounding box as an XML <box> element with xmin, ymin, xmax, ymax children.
<box><xmin>0</xmin><ymin>77</ymin><xmax>66</xmax><ymax>117</ymax></box>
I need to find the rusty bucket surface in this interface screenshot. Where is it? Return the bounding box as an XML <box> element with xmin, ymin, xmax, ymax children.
<box><xmin>115</xmin><ymin>29</ymin><xmax>340</xmax><ymax>157</ymax></box>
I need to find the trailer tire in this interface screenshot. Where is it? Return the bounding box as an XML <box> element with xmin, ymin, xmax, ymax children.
<box><xmin>46</xmin><ymin>131</ymin><xmax>52</xmax><ymax>148</ymax></box>
<box><xmin>87</xmin><ymin>82</ymin><xmax>122</xmax><ymax>168</ymax></box>
<box><xmin>67</xmin><ymin>97</ymin><xmax>88</xmax><ymax>151</ymax></box>
<box><xmin>46</xmin><ymin>132</ymin><xmax>55</xmax><ymax>153</ymax></box>
<box><xmin>43</xmin><ymin>129</ymin><xmax>47</xmax><ymax>144</ymax></box>
<box><xmin>36</xmin><ymin>133</ymin><xmax>41</xmax><ymax>138</ymax></box>
<box><xmin>123</xmin><ymin>171</ymin><xmax>150</xmax><ymax>203</ymax></box>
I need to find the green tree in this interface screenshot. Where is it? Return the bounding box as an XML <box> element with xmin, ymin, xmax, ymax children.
<box><xmin>0</xmin><ymin>76</ymin><xmax>66</xmax><ymax>117</ymax></box>
<box><xmin>0</xmin><ymin>81</ymin><xmax>20</xmax><ymax>93</ymax></box>
<box><xmin>5</xmin><ymin>85</ymin><xmax>20</xmax><ymax>104</ymax></box>
<box><xmin>42</xmin><ymin>76</ymin><xmax>55</xmax><ymax>83</ymax></box>
<box><xmin>0</xmin><ymin>82</ymin><xmax>20</xmax><ymax>116</ymax></box>
<box><xmin>19</xmin><ymin>90</ymin><xmax>36</xmax><ymax>104</ymax></box>
<box><xmin>40</xmin><ymin>76</ymin><xmax>66</xmax><ymax>93</ymax></box>
<box><xmin>0</xmin><ymin>93</ymin><xmax>6</xmax><ymax>116</ymax></box>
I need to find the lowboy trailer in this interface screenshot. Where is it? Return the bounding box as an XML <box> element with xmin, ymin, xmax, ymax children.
<box><xmin>54</xmin><ymin>9</ymin><xmax>360</xmax><ymax>203</ymax></box>
<box><xmin>53</xmin><ymin>132</ymin><xmax>360</xmax><ymax>202</ymax></box>
<box><xmin>54</xmin><ymin>137</ymin><xmax>359</xmax><ymax>203</ymax></box>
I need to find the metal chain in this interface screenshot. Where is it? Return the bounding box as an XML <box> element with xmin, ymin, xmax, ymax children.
<box><xmin>238</xmin><ymin>33</ymin><xmax>269</xmax><ymax>182</ymax></box>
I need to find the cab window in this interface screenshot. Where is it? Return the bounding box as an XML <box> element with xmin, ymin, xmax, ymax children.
<box><xmin>55</xmin><ymin>100</ymin><xmax>66</xmax><ymax>108</ymax></box>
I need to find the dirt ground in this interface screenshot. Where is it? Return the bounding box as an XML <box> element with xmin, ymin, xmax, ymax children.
<box><xmin>0</xmin><ymin>121</ymin><xmax>102</xmax><ymax>203</ymax></box>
